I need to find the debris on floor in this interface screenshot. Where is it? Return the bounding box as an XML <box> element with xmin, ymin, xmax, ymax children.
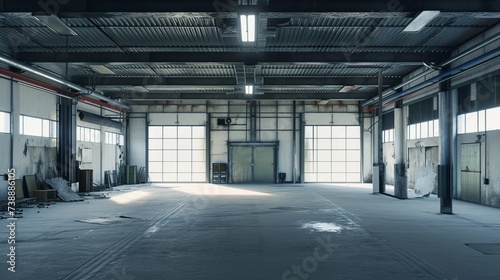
<box><xmin>76</xmin><ymin>216</ymin><xmax>139</xmax><ymax>225</ymax></box>
<box><xmin>46</xmin><ymin>177</ymin><xmax>84</xmax><ymax>202</ymax></box>
<box><xmin>81</xmin><ymin>192</ymin><xmax>110</xmax><ymax>199</ymax></box>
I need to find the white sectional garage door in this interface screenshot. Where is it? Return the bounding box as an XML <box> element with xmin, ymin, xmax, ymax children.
<box><xmin>304</xmin><ymin>126</ymin><xmax>361</xmax><ymax>183</ymax></box>
<box><xmin>148</xmin><ymin>126</ymin><xmax>206</xmax><ymax>182</ymax></box>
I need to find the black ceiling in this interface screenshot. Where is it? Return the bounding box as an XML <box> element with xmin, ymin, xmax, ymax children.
<box><xmin>1</xmin><ymin>0</ymin><xmax>499</xmax><ymax>104</ymax></box>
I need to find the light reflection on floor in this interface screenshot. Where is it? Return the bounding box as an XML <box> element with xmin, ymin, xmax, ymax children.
<box><xmin>302</xmin><ymin>222</ymin><xmax>343</xmax><ymax>233</ymax></box>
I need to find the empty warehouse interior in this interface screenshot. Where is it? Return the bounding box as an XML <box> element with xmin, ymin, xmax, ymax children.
<box><xmin>0</xmin><ymin>1</ymin><xmax>500</xmax><ymax>279</ymax></box>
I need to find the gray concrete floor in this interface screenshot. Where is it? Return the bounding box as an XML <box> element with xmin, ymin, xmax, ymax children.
<box><xmin>1</xmin><ymin>183</ymin><xmax>499</xmax><ymax>280</ymax></box>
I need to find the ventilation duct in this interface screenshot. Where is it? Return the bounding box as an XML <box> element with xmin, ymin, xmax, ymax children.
<box><xmin>78</xmin><ymin>111</ymin><xmax>122</xmax><ymax>130</ymax></box>
<box><xmin>0</xmin><ymin>53</ymin><xmax>131</xmax><ymax>111</ymax></box>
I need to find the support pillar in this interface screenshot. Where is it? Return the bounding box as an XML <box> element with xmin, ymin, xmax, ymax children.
<box><xmin>439</xmin><ymin>90</ymin><xmax>453</xmax><ymax>214</ymax></box>
<box><xmin>57</xmin><ymin>98</ymin><xmax>76</xmax><ymax>182</ymax></box>
<box><xmin>373</xmin><ymin>69</ymin><xmax>385</xmax><ymax>193</ymax></box>
<box><xmin>394</xmin><ymin>106</ymin><xmax>407</xmax><ymax>198</ymax></box>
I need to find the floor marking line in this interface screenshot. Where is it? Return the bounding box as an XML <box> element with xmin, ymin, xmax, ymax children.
<box><xmin>62</xmin><ymin>195</ymin><xmax>192</xmax><ymax>280</ymax></box>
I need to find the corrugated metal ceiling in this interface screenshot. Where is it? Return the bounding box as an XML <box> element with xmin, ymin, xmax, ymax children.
<box><xmin>0</xmin><ymin>6</ymin><xmax>498</xmax><ymax>102</ymax></box>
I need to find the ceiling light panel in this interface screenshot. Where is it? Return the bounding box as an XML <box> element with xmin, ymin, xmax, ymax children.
<box><xmin>403</xmin><ymin>11</ymin><xmax>440</xmax><ymax>32</ymax></box>
<box><xmin>33</xmin><ymin>14</ymin><xmax>77</xmax><ymax>36</ymax></box>
<box><xmin>240</xmin><ymin>14</ymin><xmax>256</xmax><ymax>42</ymax></box>
<box><xmin>89</xmin><ymin>65</ymin><xmax>116</xmax><ymax>75</ymax></box>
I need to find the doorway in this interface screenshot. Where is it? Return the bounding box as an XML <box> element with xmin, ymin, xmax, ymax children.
<box><xmin>460</xmin><ymin>143</ymin><xmax>481</xmax><ymax>203</ymax></box>
<box><xmin>228</xmin><ymin>142</ymin><xmax>278</xmax><ymax>183</ymax></box>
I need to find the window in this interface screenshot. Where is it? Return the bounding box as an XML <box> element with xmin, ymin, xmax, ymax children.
<box><xmin>77</xmin><ymin>126</ymin><xmax>101</xmax><ymax>143</ymax></box>
<box><xmin>105</xmin><ymin>131</ymin><xmax>124</xmax><ymax>145</ymax></box>
<box><xmin>457</xmin><ymin>106</ymin><xmax>500</xmax><ymax>134</ymax></box>
<box><xmin>486</xmin><ymin>107</ymin><xmax>500</xmax><ymax>131</ymax></box>
<box><xmin>0</xmin><ymin>111</ymin><xmax>10</xmax><ymax>133</ymax></box>
<box><xmin>20</xmin><ymin>115</ymin><xmax>57</xmax><ymax>138</ymax></box>
<box><xmin>456</xmin><ymin>74</ymin><xmax>500</xmax><ymax>134</ymax></box>
<box><xmin>383</xmin><ymin>129</ymin><xmax>394</xmax><ymax>143</ymax></box>
<box><xmin>305</xmin><ymin>126</ymin><xmax>361</xmax><ymax>183</ymax></box>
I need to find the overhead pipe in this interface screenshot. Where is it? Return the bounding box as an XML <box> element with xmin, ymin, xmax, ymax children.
<box><xmin>0</xmin><ymin>53</ymin><xmax>131</xmax><ymax>111</ymax></box>
<box><xmin>0</xmin><ymin>67</ymin><xmax>128</xmax><ymax>113</ymax></box>
<box><xmin>382</xmin><ymin>47</ymin><xmax>500</xmax><ymax>105</ymax></box>
<box><xmin>362</xmin><ymin>33</ymin><xmax>500</xmax><ymax>107</ymax></box>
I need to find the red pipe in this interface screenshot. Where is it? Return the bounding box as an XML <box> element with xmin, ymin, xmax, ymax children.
<box><xmin>0</xmin><ymin>68</ymin><xmax>128</xmax><ymax>114</ymax></box>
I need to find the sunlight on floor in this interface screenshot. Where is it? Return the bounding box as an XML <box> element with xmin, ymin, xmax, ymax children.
<box><xmin>172</xmin><ymin>184</ymin><xmax>273</xmax><ymax>196</ymax></box>
<box><xmin>110</xmin><ymin>190</ymin><xmax>151</xmax><ymax>204</ymax></box>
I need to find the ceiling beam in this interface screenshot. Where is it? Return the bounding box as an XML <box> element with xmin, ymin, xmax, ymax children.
<box><xmin>70</xmin><ymin>76</ymin><xmax>401</xmax><ymax>86</ymax></box>
<box><xmin>2</xmin><ymin>0</ymin><xmax>499</xmax><ymax>14</ymax></box>
<box><xmin>17</xmin><ymin>51</ymin><xmax>449</xmax><ymax>64</ymax></box>
<box><xmin>105</xmin><ymin>92</ymin><xmax>374</xmax><ymax>100</ymax></box>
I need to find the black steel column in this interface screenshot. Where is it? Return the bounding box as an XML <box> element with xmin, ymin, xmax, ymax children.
<box><xmin>376</xmin><ymin>69</ymin><xmax>385</xmax><ymax>193</ymax></box>
<box><xmin>358</xmin><ymin>102</ymin><xmax>365</xmax><ymax>183</ymax></box>
<box><xmin>206</xmin><ymin>113</ymin><xmax>211</xmax><ymax>183</ymax></box>
<box><xmin>292</xmin><ymin>101</ymin><xmax>296</xmax><ymax>183</ymax></box>
<box><xmin>299</xmin><ymin>113</ymin><xmax>305</xmax><ymax>183</ymax></box>
<box><xmin>250</xmin><ymin>101</ymin><xmax>257</xmax><ymax>142</ymax></box>
<box><xmin>439</xmin><ymin>74</ymin><xmax>453</xmax><ymax>214</ymax></box>
<box><xmin>394</xmin><ymin>103</ymin><xmax>407</xmax><ymax>198</ymax></box>
<box><xmin>57</xmin><ymin>98</ymin><xmax>76</xmax><ymax>182</ymax></box>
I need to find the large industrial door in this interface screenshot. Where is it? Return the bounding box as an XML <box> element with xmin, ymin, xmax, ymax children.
<box><xmin>304</xmin><ymin>126</ymin><xmax>361</xmax><ymax>182</ymax></box>
<box><xmin>460</xmin><ymin>143</ymin><xmax>481</xmax><ymax>203</ymax></box>
<box><xmin>148</xmin><ymin>126</ymin><xmax>206</xmax><ymax>182</ymax></box>
<box><xmin>229</xmin><ymin>142</ymin><xmax>277</xmax><ymax>184</ymax></box>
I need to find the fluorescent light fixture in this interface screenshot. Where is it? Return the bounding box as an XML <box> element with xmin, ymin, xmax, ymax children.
<box><xmin>318</xmin><ymin>99</ymin><xmax>329</xmax><ymax>105</ymax></box>
<box><xmin>240</xmin><ymin>14</ymin><xmax>256</xmax><ymax>42</ymax></box>
<box><xmin>89</xmin><ymin>65</ymin><xmax>115</xmax><ymax>75</ymax></box>
<box><xmin>245</xmin><ymin>85</ymin><xmax>254</xmax><ymax>94</ymax></box>
<box><xmin>403</xmin><ymin>11</ymin><xmax>440</xmax><ymax>32</ymax></box>
<box><xmin>33</xmin><ymin>14</ymin><xmax>77</xmax><ymax>36</ymax></box>
<box><xmin>133</xmin><ymin>86</ymin><xmax>149</xmax><ymax>93</ymax></box>
<box><xmin>339</xmin><ymin>86</ymin><xmax>359</xmax><ymax>93</ymax></box>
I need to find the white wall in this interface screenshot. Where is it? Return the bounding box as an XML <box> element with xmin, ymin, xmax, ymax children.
<box><xmin>128</xmin><ymin>114</ymin><xmax>147</xmax><ymax>173</ymax></box>
<box><xmin>13</xmin><ymin>82</ymin><xmax>58</xmax><ymax>181</ymax></box>
<box><xmin>0</xmin><ymin>77</ymin><xmax>12</xmax><ymax>200</ymax></box>
<box><xmin>76</xmin><ymin>103</ymin><xmax>126</xmax><ymax>183</ymax></box>
<box><xmin>130</xmin><ymin>101</ymin><xmax>361</xmax><ymax>183</ymax></box>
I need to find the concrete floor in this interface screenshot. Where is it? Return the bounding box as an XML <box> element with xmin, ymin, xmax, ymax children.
<box><xmin>1</xmin><ymin>183</ymin><xmax>499</xmax><ymax>280</ymax></box>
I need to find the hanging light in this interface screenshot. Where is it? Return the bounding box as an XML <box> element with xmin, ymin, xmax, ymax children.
<box><xmin>240</xmin><ymin>14</ymin><xmax>256</xmax><ymax>42</ymax></box>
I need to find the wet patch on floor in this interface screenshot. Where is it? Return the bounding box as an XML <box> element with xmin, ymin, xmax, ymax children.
<box><xmin>302</xmin><ymin>222</ymin><xmax>344</xmax><ymax>233</ymax></box>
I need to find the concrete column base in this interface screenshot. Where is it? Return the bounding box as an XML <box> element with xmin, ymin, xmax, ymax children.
<box><xmin>394</xmin><ymin>163</ymin><xmax>407</xmax><ymax>199</ymax></box>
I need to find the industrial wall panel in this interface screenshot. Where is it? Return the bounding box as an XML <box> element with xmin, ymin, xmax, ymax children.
<box><xmin>149</xmin><ymin>113</ymin><xmax>206</xmax><ymax>126</ymax></box>
<box><xmin>0</xmin><ymin>77</ymin><xmax>11</xmax><ymax>112</ymax></box>
<box><xmin>19</xmin><ymin>84</ymin><xmax>57</xmax><ymax>120</ymax></box>
<box><xmin>305</xmin><ymin>113</ymin><xmax>359</xmax><ymax>126</ymax></box>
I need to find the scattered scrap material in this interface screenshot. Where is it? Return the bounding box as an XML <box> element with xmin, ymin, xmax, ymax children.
<box><xmin>76</xmin><ymin>216</ymin><xmax>138</xmax><ymax>225</ymax></box>
<box><xmin>46</xmin><ymin>177</ymin><xmax>84</xmax><ymax>202</ymax></box>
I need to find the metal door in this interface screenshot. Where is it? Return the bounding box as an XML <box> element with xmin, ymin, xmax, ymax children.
<box><xmin>254</xmin><ymin>146</ymin><xmax>274</xmax><ymax>183</ymax></box>
<box><xmin>230</xmin><ymin>144</ymin><xmax>276</xmax><ymax>183</ymax></box>
<box><xmin>460</xmin><ymin>143</ymin><xmax>481</xmax><ymax>203</ymax></box>
<box><xmin>231</xmin><ymin>146</ymin><xmax>252</xmax><ymax>183</ymax></box>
